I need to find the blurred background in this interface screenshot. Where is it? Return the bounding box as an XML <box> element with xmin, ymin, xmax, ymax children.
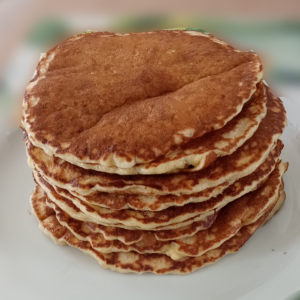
<box><xmin>0</xmin><ymin>0</ymin><xmax>299</xmax><ymax>141</ymax></box>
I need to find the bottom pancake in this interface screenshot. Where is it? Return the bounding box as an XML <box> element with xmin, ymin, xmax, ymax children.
<box><xmin>42</xmin><ymin>161</ymin><xmax>287</xmax><ymax>260</ymax></box>
<box><xmin>30</xmin><ymin>183</ymin><xmax>286</xmax><ymax>274</ymax></box>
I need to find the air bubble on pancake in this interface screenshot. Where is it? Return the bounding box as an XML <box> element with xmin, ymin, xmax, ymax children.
<box><xmin>260</xmin><ymin>185</ymin><xmax>272</xmax><ymax>197</ymax></box>
<box><xmin>239</xmin><ymin>82</ymin><xmax>243</xmax><ymax>86</ymax></box>
<box><xmin>61</xmin><ymin>143</ymin><xmax>70</xmax><ymax>150</ymax></box>
<box><xmin>185</xmin><ymin>31</ymin><xmax>206</xmax><ymax>37</ymax></box>
<box><xmin>222</xmin><ymin>118</ymin><xmax>250</xmax><ymax>139</ymax></box>
<box><xmin>174</xmin><ymin>134</ymin><xmax>182</xmax><ymax>144</ymax></box>
<box><xmin>115</xmin><ymin>33</ymin><xmax>130</xmax><ymax>36</ymax></box>
<box><xmin>69</xmin><ymin>35</ymin><xmax>84</xmax><ymax>42</ymax></box>
<box><xmin>207</xmin><ymin>36</ymin><xmax>231</xmax><ymax>48</ymax></box>
<box><xmin>135</xmin><ymin>157</ymin><xmax>147</xmax><ymax>164</ymax></box>
<box><xmin>40</xmin><ymin>53</ymin><xmax>55</xmax><ymax>74</ymax></box>
<box><xmin>216</xmin><ymin>115</ymin><xmax>225</xmax><ymax>121</ymax></box>
<box><xmin>26</xmin><ymin>79</ymin><xmax>39</xmax><ymax>91</ymax></box>
<box><xmin>214</xmin><ymin>140</ymin><xmax>230</xmax><ymax>149</ymax></box>
<box><xmin>98</xmin><ymin>153</ymin><xmax>133</xmax><ymax>168</ymax></box>
<box><xmin>23</xmin><ymin>102</ymin><xmax>28</xmax><ymax>111</ymax></box>
<box><xmin>28</xmin><ymin>97</ymin><xmax>40</xmax><ymax>107</ymax></box>
<box><xmin>46</xmin><ymin>53</ymin><xmax>55</xmax><ymax>63</ymax></box>
<box><xmin>237</xmin><ymin>155</ymin><xmax>252</xmax><ymax>167</ymax></box>
<box><xmin>249</xmin><ymin>105</ymin><xmax>261</xmax><ymax>114</ymax></box>
<box><xmin>183</xmin><ymin>235</ymin><xmax>196</xmax><ymax>245</ymax></box>
<box><xmin>113</xmin><ymin>154</ymin><xmax>136</xmax><ymax>169</ymax></box>
<box><xmin>101</xmin><ymin>153</ymin><xmax>115</xmax><ymax>166</ymax></box>
<box><xmin>178</xmin><ymin>128</ymin><xmax>194</xmax><ymax>138</ymax></box>
<box><xmin>184</xmin><ymin>149</ymin><xmax>192</xmax><ymax>155</ymax></box>
<box><xmin>165</xmin><ymin>149</ymin><xmax>180</xmax><ymax>158</ymax></box>
<box><xmin>269</xmin><ymin>106</ymin><xmax>282</xmax><ymax>113</ymax></box>
<box><xmin>120</xmin><ymin>251</ymin><xmax>138</xmax><ymax>263</ymax></box>
<box><xmin>152</xmin><ymin>148</ymin><xmax>163</xmax><ymax>157</ymax></box>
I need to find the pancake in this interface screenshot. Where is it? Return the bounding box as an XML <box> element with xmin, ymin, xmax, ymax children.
<box><xmin>50</xmin><ymin>204</ymin><xmax>218</xmax><ymax>244</ymax></box>
<box><xmin>42</xmin><ymin>161</ymin><xmax>287</xmax><ymax>260</ymax></box>
<box><xmin>25</xmin><ymin>85</ymin><xmax>286</xmax><ymax>196</ymax></box>
<box><xmin>32</xmin><ymin>143</ymin><xmax>283</xmax><ymax>231</ymax></box>
<box><xmin>57</xmin><ymin>80</ymin><xmax>267</xmax><ymax>175</ymax></box>
<box><xmin>22</xmin><ymin>30</ymin><xmax>263</xmax><ymax>174</ymax></box>
<box><xmin>34</xmin><ymin>170</ymin><xmax>217</xmax><ymax>230</ymax></box>
<box><xmin>53</xmin><ymin>142</ymin><xmax>282</xmax><ymax>211</ymax></box>
<box><xmin>31</xmin><ymin>183</ymin><xmax>285</xmax><ymax>274</ymax></box>
<box><xmin>261</xmin><ymin>190</ymin><xmax>286</xmax><ymax>226</ymax></box>
<box><xmin>22</xmin><ymin>28</ymin><xmax>289</xmax><ymax>276</ymax></box>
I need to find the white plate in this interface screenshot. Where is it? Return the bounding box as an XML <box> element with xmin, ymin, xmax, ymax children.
<box><xmin>1</xmin><ymin>96</ymin><xmax>300</xmax><ymax>300</ymax></box>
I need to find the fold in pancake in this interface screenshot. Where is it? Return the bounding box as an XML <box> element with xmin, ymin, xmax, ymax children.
<box><xmin>25</xmin><ymin>85</ymin><xmax>286</xmax><ymax>196</ymax></box>
<box><xmin>23</xmin><ymin>30</ymin><xmax>264</xmax><ymax>175</ymax></box>
<box><xmin>55</xmin><ymin>80</ymin><xmax>267</xmax><ymax>175</ymax></box>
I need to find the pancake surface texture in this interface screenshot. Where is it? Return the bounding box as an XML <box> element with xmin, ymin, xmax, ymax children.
<box><xmin>22</xmin><ymin>30</ymin><xmax>263</xmax><ymax>173</ymax></box>
<box><xmin>25</xmin><ymin>85</ymin><xmax>286</xmax><ymax>196</ymax></box>
<box><xmin>22</xmin><ymin>29</ymin><xmax>289</xmax><ymax>275</ymax></box>
<box><xmin>32</xmin><ymin>146</ymin><xmax>283</xmax><ymax>230</ymax></box>
<box><xmin>48</xmin><ymin>79</ymin><xmax>267</xmax><ymax>175</ymax></box>
<box><xmin>43</xmin><ymin>142</ymin><xmax>283</xmax><ymax>211</ymax></box>
<box><xmin>31</xmin><ymin>179</ymin><xmax>285</xmax><ymax>274</ymax></box>
<box><xmin>34</xmin><ymin>161</ymin><xmax>287</xmax><ymax>260</ymax></box>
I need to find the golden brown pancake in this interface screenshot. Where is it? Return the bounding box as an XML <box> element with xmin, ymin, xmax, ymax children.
<box><xmin>50</xmin><ymin>143</ymin><xmax>282</xmax><ymax>211</ymax></box>
<box><xmin>55</xmin><ymin>80</ymin><xmax>267</xmax><ymax>175</ymax></box>
<box><xmin>31</xmin><ymin>182</ymin><xmax>285</xmax><ymax>274</ymax></box>
<box><xmin>25</xmin><ymin>85</ymin><xmax>286</xmax><ymax>196</ymax></box>
<box><xmin>33</xmin><ymin>170</ymin><xmax>217</xmax><ymax>230</ymax></box>
<box><xmin>32</xmin><ymin>142</ymin><xmax>283</xmax><ymax>230</ymax></box>
<box><xmin>22</xmin><ymin>30</ymin><xmax>263</xmax><ymax>173</ymax></box>
<box><xmin>41</xmin><ymin>161</ymin><xmax>287</xmax><ymax>260</ymax></box>
<box><xmin>32</xmin><ymin>147</ymin><xmax>281</xmax><ymax>247</ymax></box>
<box><xmin>22</xmin><ymin>29</ymin><xmax>289</xmax><ymax>276</ymax></box>
<box><xmin>53</xmin><ymin>207</ymin><xmax>218</xmax><ymax>245</ymax></box>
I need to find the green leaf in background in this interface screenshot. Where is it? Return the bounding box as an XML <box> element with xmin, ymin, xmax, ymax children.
<box><xmin>113</xmin><ymin>16</ymin><xmax>169</xmax><ymax>32</ymax></box>
<box><xmin>81</xmin><ymin>30</ymin><xmax>96</xmax><ymax>35</ymax></box>
<box><xmin>26</xmin><ymin>18</ymin><xmax>71</xmax><ymax>47</ymax></box>
<box><xmin>165</xmin><ymin>27</ymin><xmax>209</xmax><ymax>34</ymax></box>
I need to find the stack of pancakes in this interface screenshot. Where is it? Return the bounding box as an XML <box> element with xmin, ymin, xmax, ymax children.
<box><xmin>21</xmin><ymin>29</ymin><xmax>288</xmax><ymax>274</ymax></box>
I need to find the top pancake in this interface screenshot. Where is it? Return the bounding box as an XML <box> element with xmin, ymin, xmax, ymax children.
<box><xmin>60</xmin><ymin>79</ymin><xmax>267</xmax><ymax>175</ymax></box>
<box><xmin>22</xmin><ymin>30</ymin><xmax>262</xmax><ymax>173</ymax></box>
